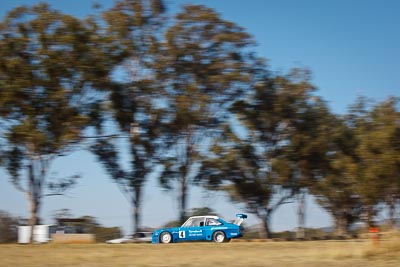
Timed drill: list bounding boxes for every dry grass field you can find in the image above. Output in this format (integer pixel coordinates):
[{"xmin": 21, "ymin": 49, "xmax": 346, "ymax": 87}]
[{"xmin": 0, "ymin": 238, "xmax": 399, "ymax": 267}]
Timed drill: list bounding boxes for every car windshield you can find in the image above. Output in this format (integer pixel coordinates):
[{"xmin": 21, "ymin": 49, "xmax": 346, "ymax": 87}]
[{"xmin": 181, "ymin": 217, "xmax": 205, "ymax": 227}]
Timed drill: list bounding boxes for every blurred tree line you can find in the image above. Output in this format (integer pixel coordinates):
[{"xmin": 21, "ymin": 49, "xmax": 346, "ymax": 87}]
[
  {"xmin": 0, "ymin": 210, "xmax": 19, "ymax": 243},
  {"xmin": 0, "ymin": 0, "xmax": 399, "ymax": 242}
]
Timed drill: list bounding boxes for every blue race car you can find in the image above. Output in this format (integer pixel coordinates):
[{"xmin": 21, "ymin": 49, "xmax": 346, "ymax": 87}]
[{"xmin": 152, "ymin": 214, "xmax": 247, "ymax": 244}]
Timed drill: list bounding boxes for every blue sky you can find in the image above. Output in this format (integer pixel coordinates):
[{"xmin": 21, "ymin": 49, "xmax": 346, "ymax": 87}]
[{"xmin": 0, "ymin": 0, "xmax": 399, "ymax": 234}]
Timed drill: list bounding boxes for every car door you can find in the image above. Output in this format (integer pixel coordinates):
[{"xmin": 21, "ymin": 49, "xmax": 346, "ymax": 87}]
[
  {"xmin": 177, "ymin": 217, "xmax": 206, "ymax": 242},
  {"xmin": 177, "ymin": 226, "xmax": 204, "ymax": 241}
]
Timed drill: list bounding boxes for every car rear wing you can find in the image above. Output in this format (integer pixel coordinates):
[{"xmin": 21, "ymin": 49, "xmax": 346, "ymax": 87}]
[{"xmin": 233, "ymin": 214, "xmax": 247, "ymax": 226}]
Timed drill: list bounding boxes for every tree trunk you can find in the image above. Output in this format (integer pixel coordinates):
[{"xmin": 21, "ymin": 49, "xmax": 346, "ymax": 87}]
[
  {"xmin": 258, "ymin": 213, "xmax": 272, "ymax": 239},
  {"xmin": 178, "ymin": 130, "xmax": 192, "ymax": 224},
  {"xmin": 179, "ymin": 174, "xmax": 187, "ymax": 224},
  {"xmin": 388, "ymin": 202, "xmax": 397, "ymax": 229},
  {"xmin": 386, "ymin": 193, "xmax": 397, "ymax": 229},
  {"xmin": 296, "ymin": 190, "xmax": 306, "ymax": 239},
  {"xmin": 335, "ymin": 213, "xmax": 349, "ymax": 236},
  {"xmin": 27, "ymin": 161, "xmax": 40, "ymax": 243},
  {"xmin": 132, "ymin": 188, "xmax": 142, "ymax": 233},
  {"xmin": 132, "ymin": 205, "xmax": 138, "ymax": 233},
  {"xmin": 27, "ymin": 194, "xmax": 40, "ymax": 243}
]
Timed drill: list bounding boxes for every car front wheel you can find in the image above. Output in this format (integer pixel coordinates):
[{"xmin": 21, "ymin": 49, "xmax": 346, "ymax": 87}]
[
  {"xmin": 212, "ymin": 231, "xmax": 226, "ymax": 243},
  {"xmin": 160, "ymin": 232, "xmax": 172, "ymax": 244}
]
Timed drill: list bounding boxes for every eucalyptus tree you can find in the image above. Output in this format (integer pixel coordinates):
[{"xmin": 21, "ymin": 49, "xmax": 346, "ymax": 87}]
[
  {"xmin": 270, "ymin": 94, "xmax": 335, "ymax": 238},
  {"xmin": 0, "ymin": 4, "xmax": 110, "ymax": 241},
  {"xmin": 369, "ymin": 98, "xmax": 400, "ymax": 227},
  {"xmin": 200, "ymin": 69, "xmax": 326, "ymax": 238},
  {"xmin": 90, "ymin": 0, "xmax": 166, "ymax": 233},
  {"xmin": 155, "ymin": 5, "xmax": 255, "ymax": 223},
  {"xmin": 314, "ymin": 97, "xmax": 400, "ymax": 233},
  {"xmin": 354, "ymin": 97, "xmax": 400, "ymax": 227}
]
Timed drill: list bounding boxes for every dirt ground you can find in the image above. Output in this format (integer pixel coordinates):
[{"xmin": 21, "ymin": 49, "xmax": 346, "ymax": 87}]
[{"xmin": 0, "ymin": 240, "xmax": 399, "ymax": 267}]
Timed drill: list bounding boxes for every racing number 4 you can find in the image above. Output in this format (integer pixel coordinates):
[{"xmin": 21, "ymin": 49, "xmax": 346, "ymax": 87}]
[{"xmin": 179, "ymin": 231, "xmax": 186, "ymax": 238}]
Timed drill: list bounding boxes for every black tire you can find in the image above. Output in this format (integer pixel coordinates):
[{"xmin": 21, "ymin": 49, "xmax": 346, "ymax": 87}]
[
  {"xmin": 224, "ymin": 238, "xmax": 232, "ymax": 243},
  {"xmin": 212, "ymin": 231, "xmax": 226, "ymax": 243},
  {"xmin": 160, "ymin": 232, "xmax": 172, "ymax": 244}
]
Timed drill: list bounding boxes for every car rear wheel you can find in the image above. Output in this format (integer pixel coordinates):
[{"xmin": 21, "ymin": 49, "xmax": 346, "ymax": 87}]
[
  {"xmin": 160, "ymin": 232, "xmax": 172, "ymax": 244},
  {"xmin": 212, "ymin": 231, "xmax": 225, "ymax": 243}
]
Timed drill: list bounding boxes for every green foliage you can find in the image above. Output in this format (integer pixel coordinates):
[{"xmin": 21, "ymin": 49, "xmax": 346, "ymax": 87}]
[
  {"xmin": 190, "ymin": 207, "xmax": 218, "ymax": 217},
  {"xmin": 0, "ymin": 2, "xmax": 105, "ymax": 168}
]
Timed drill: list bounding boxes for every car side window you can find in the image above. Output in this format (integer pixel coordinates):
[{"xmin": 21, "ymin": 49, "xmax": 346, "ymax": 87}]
[
  {"xmin": 193, "ymin": 218, "xmax": 204, "ymax": 227},
  {"xmin": 206, "ymin": 218, "xmax": 222, "ymax": 226},
  {"xmin": 182, "ymin": 217, "xmax": 210, "ymax": 227}
]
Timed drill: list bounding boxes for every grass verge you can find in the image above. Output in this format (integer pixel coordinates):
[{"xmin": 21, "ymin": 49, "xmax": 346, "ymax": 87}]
[{"xmin": 0, "ymin": 239, "xmax": 399, "ymax": 267}]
